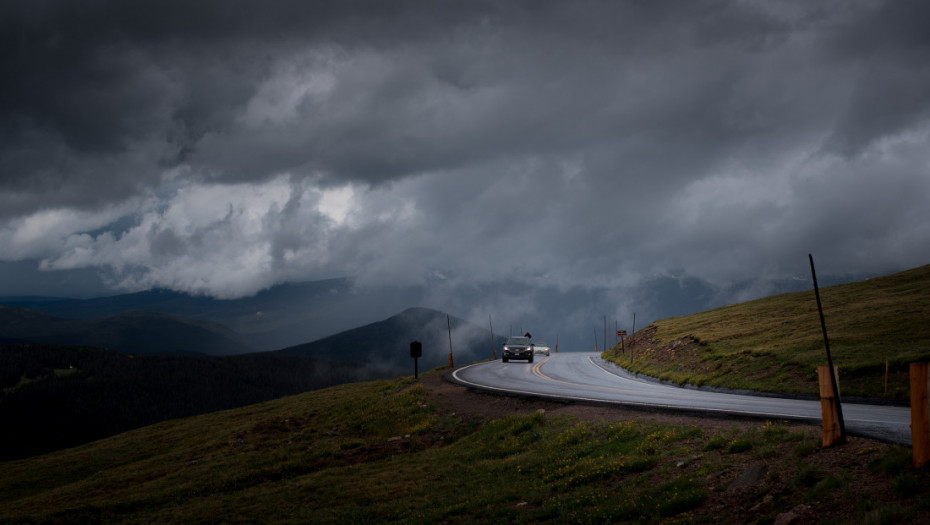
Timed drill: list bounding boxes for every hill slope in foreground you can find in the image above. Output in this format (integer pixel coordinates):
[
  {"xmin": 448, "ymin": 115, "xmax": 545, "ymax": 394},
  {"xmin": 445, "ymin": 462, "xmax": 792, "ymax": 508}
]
[
  {"xmin": 605, "ymin": 264, "xmax": 930, "ymax": 401},
  {"xmin": 2, "ymin": 371, "xmax": 928, "ymax": 524}
]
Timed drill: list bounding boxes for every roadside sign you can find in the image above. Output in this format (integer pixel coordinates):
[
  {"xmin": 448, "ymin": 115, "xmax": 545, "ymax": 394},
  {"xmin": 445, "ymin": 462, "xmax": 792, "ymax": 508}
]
[
  {"xmin": 617, "ymin": 330, "xmax": 627, "ymax": 337},
  {"xmin": 410, "ymin": 341, "xmax": 422, "ymax": 380}
]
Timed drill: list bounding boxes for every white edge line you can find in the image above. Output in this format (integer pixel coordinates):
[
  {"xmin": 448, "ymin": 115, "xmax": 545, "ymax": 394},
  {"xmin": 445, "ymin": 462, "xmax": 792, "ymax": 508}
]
[
  {"xmin": 452, "ymin": 359, "xmax": 903, "ymax": 426},
  {"xmin": 451, "ymin": 361, "xmax": 821, "ymax": 422},
  {"xmin": 586, "ymin": 356, "xmax": 907, "ymax": 425}
]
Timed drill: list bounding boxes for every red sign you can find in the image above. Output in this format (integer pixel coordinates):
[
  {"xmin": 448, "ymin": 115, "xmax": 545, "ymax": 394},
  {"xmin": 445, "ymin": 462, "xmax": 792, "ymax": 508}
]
[{"xmin": 617, "ymin": 330, "xmax": 627, "ymax": 337}]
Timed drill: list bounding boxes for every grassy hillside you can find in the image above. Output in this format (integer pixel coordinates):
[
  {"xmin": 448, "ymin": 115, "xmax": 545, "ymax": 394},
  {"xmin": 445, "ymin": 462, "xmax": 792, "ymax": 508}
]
[
  {"xmin": 605, "ymin": 264, "xmax": 930, "ymax": 400},
  {"xmin": 1, "ymin": 372, "xmax": 927, "ymax": 524}
]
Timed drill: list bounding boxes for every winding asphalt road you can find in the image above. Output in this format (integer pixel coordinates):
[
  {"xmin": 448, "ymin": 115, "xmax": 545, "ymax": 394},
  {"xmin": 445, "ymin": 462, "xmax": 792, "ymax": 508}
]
[{"xmin": 450, "ymin": 352, "xmax": 913, "ymax": 445}]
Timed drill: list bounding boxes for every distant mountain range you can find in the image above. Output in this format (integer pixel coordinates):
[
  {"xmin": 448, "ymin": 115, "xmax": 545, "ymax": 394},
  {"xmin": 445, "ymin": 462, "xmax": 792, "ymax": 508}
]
[
  {"xmin": 0, "ymin": 269, "xmax": 874, "ymax": 356},
  {"xmin": 0, "ymin": 306, "xmax": 255, "ymax": 356},
  {"xmin": 0, "ymin": 279, "xmax": 358, "ymax": 350},
  {"xmin": 0, "ymin": 299, "xmax": 502, "ymax": 367},
  {"xmin": 0, "ymin": 278, "xmax": 430, "ymax": 351}
]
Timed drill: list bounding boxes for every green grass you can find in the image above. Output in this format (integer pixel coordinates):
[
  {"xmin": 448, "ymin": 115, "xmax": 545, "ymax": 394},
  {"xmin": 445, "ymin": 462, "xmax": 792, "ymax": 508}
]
[
  {"xmin": 605, "ymin": 264, "xmax": 930, "ymax": 399},
  {"xmin": 2, "ymin": 373, "xmax": 927, "ymax": 524},
  {"xmin": 0, "ymin": 379, "xmax": 709, "ymax": 523}
]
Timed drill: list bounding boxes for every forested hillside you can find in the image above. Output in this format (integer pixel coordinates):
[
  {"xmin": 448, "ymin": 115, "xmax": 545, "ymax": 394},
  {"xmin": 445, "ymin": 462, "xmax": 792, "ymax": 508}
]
[{"xmin": 0, "ymin": 344, "xmax": 403, "ymax": 460}]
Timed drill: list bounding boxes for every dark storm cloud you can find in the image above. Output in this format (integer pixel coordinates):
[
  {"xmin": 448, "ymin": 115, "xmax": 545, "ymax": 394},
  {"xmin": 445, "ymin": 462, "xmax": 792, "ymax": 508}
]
[
  {"xmin": 0, "ymin": 0, "xmax": 490, "ymax": 207},
  {"xmin": 0, "ymin": 0, "xmax": 800, "ymax": 196},
  {"xmin": 819, "ymin": 0, "xmax": 930, "ymax": 156},
  {"xmin": 1, "ymin": 0, "xmax": 928, "ymax": 324}
]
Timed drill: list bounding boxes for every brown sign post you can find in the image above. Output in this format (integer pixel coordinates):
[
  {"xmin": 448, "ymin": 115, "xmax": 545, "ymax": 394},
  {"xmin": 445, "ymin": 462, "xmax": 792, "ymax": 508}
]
[
  {"xmin": 617, "ymin": 330, "xmax": 627, "ymax": 354},
  {"xmin": 410, "ymin": 341, "xmax": 422, "ymax": 380}
]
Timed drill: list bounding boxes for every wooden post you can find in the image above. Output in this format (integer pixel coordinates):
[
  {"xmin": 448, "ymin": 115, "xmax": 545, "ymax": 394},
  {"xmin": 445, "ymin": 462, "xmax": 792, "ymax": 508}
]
[
  {"xmin": 489, "ymin": 315, "xmax": 497, "ymax": 360},
  {"xmin": 911, "ymin": 363, "xmax": 930, "ymax": 468},
  {"xmin": 810, "ymin": 254, "xmax": 846, "ymax": 443},
  {"xmin": 629, "ymin": 313, "xmax": 635, "ymax": 364},
  {"xmin": 604, "ymin": 316, "xmax": 607, "ymax": 352},
  {"xmin": 818, "ymin": 365, "xmax": 844, "ymax": 447},
  {"xmin": 885, "ymin": 360, "xmax": 889, "ymax": 396},
  {"xmin": 447, "ymin": 314, "xmax": 454, "ymax": 368}
]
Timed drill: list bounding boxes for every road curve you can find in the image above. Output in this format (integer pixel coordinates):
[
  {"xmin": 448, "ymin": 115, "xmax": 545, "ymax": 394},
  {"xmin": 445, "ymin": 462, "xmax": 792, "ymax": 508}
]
[{"xmin": 450, "ymin": 352, "xmax": 912, "ymax": 445}]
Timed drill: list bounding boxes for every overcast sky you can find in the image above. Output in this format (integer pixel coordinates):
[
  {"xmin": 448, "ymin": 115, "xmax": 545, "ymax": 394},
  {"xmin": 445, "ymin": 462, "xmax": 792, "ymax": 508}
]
[{"xmin": 2, "ymin": 1, "xmax": 929, "ymax": 320}]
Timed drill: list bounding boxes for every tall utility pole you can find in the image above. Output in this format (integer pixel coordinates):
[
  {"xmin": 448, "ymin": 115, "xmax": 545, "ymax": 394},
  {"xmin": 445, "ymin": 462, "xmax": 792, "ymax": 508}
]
[{"xmin": 603, "ymin": 316, "xmax": 607, "ymax": 352}]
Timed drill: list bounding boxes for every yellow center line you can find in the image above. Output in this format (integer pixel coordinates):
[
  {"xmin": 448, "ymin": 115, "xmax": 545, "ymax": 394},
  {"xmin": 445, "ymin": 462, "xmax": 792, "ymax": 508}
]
[
  {"xmin": 531, "ymin": 355, "xmax": 604, "ymax": 390},
  {"xmin": 531, "ymin": 355, "xmax": 559, "ymax": 381}
]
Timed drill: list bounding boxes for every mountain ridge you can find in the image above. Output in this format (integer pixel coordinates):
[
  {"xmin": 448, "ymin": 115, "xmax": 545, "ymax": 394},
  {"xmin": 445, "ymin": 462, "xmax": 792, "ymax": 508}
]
[
  {"xmin": 0, "ymin": 305, "xmax": 255, "ymax": 356},
  {"xmin": 277, "ymin": 306, "xmax": 505, "ymax": 370}
]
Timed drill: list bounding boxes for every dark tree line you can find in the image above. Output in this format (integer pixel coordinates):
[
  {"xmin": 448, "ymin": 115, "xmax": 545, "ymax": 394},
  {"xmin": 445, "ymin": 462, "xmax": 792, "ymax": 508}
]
[{"xmin": 0, "ymin": 344, "xmax": 403, "ymax": 460}]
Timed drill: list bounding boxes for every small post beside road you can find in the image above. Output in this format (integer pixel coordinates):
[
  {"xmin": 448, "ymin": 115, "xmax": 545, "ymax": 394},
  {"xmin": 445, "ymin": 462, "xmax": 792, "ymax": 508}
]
[
  {"xmin": 410, "ymin": 341, "xmax": 422, "ymax": 380},
  {"xmin": 489, "ymin": 315, "xmax": 497, "ymax": 360},
  {"xmin": 447, "ymin": 314, "xmax": 454, "ymax": 368},
  {"xmin": 818, "ymin": 365, "xmax": 844, "ymax": 447},
  {"xmin": 885, "ymin": 360, "xmax": 889, "ymax": 395},
  {"xmin": 603, "ymin": 316, "xmax": 607, "ymax": 354},
  {"xmin": 911, "ymin": 363, "xmax": 930, "ymax": 468}
]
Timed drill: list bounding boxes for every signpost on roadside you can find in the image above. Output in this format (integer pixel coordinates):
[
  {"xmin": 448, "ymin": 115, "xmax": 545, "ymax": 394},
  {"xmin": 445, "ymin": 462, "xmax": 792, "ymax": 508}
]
[
  {"xmin": 410, "ymin": 341, "xmax": 422, "ymax": 380},
  {"xmin": 617, "ymin": 330, "xmax": 627, "ymax": 354}
]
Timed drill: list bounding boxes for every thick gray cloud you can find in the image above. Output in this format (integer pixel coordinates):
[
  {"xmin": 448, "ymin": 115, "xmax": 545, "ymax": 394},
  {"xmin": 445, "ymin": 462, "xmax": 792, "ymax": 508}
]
[{"xmin": 2, "ymin": 0, "xmax": 929, "ymax": 342}]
